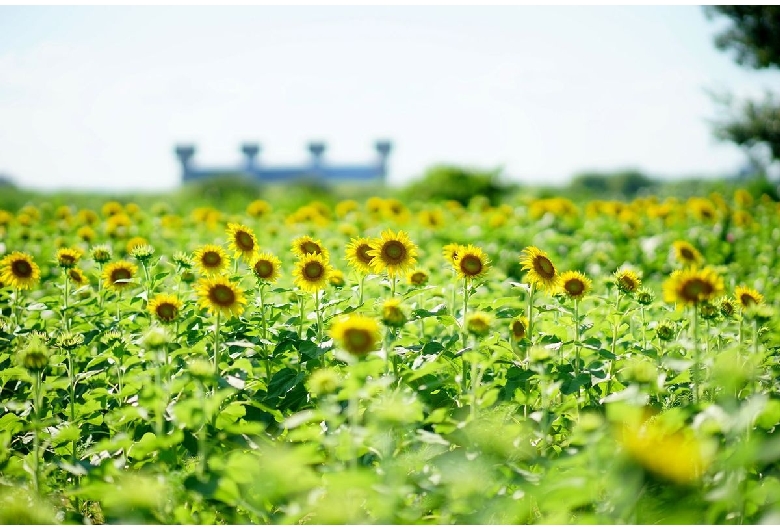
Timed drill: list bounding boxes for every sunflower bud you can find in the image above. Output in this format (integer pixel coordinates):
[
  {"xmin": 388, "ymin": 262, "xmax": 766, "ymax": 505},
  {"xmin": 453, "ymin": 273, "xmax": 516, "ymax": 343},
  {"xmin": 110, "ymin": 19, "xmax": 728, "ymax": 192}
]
[
  {"xmin": 307, "ymin": 368, "xmax": 341, "ymax": 396},
  {"xmin": 90, "ymin": 244, "xmax": 113, "ymax": 265},
  {"xmin": 20, "ymin": 337, "xmax": 50, "ymax": 372},
  {"xmin": 656, "ymin": 321, "xmax": 676, "ymax": 342},
  {"xmin": 466, "ymin": 312, "xmax": 492, "ymax": 338},
  {"xmin": 636, "ymin": 288, "xmax": 654, "ymax": 306},
  {"xmin": 130, "ymin": 244, "xmax": 155, "ymax": 265},
  {"xmin": 381, "ymin": 299, "xmax": 408, "ymax": 328},
  {"xmin": 56, "ymin": 331, "xmax": 84, "ymax": 350}
]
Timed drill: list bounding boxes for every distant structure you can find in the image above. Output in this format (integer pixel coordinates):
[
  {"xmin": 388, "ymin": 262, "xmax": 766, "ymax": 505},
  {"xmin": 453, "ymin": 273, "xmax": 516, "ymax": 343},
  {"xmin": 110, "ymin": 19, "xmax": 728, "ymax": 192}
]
[{"xmin": 175, "ymin": 141, "xmax": 392, "ymax": 185}]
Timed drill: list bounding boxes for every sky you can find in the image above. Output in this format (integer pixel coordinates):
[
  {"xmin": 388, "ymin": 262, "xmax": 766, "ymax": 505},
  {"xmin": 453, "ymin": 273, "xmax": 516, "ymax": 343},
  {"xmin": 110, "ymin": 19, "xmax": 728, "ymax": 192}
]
[{"xmin": 1, "ymin": 5, "xmax": 780, "ymax": 192}]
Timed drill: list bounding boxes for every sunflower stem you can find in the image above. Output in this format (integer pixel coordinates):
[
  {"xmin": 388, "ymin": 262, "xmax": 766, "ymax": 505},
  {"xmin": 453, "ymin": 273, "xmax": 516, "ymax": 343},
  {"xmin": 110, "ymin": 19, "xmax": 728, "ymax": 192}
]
[
  {"xmin": 213, "ymin": 312, "xmax": 221, "ymax": 389},
  {"xmin": 298, "ymin": 295, "xmax": 305, "ymax": 340},
  {"xmin": 640, "ymin": 307, "xmax": 646, "ymax": 351},
  {"xmin": 391, "ymin": 275, "xmax": 397, "ymax": 298},
  {"xmin": 574, "ymin": 299, "xmax": 581, "ymax": 377},
  {"xmin": 14, "ymin": 288, "xmax": 23, "ymax": 330},
  {"xmin": 358, "ymin": 274, "xmax": 365, "ymax": 307},
  {"xmin": 315, "ymin": 289, "xmax": 323, "ymax": 345},
  {"xmin": 32, "ymin": 370, "xmax": 42, "ymax": 495},
  {"xmin": 259, "ymin": 285, "xmax": 271, "ymax": 384},
  {"xmin": 63, "ymin": 273, "xmax": 70, "ymax": 331},
  {"xmin": 527, "ymin": 284, "xmax": 535, "ymax": 347},
  {"xmin": 692, "ymin": 305, "xmax": 700, "ymax": 405},
  {"xmin": 461, "ymin": 278, "xmax": 470, "ymax": 393},
  {"xmin": 67, "ymin": 349, "xmax": 77, "ymax": 465}
]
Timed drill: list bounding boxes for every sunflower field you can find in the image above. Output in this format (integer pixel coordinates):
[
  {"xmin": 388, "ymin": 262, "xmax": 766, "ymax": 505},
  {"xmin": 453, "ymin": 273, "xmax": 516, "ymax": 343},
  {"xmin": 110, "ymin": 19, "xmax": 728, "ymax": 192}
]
[{"xmin": 1, "ymin": 186, "xmax": 779, "ymax": 524}]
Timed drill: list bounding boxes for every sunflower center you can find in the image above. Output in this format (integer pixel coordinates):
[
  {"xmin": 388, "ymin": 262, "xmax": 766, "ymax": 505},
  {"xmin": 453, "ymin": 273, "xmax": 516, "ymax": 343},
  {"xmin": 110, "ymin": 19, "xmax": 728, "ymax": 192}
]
[
  {"xmin": 460, "ymin": 255, "xmax": 483, "ymax": 276},
  {"xmin": 682, "ymin": 279, "xmax": 711, "ymax": 300},
  {"xmin": 533, "ymin": 256, "xmax": 555, "ymax": 279},
  {"xmin": 512, "ymin": 320, "xmax": 526, "ymax": 338},
  {"xmin": 111, "ymin": 268, "xmax": 131, "ymax": 283},
  {"xmin": 344, "ymin": 328, "xmax": 370, "ymax": 349},
  {"xmin": 210, "ymin": 284, "xmax": 236, "ymax": 306},
  {"xmin": 565, "ymin": 279, "xmax": 585, "ymax": 295},
  {"xmin": 680, "ymin": 248, "xmax": 696, "ymax": 261},
  {"xmin": 254, "ymin": 260, "xmax": 274, "ymax": 279},
  {"xmin": 11, "ymin": 259, "xmax": 33, "ymax": 278},
  {"xmin": 301, "ymin": 242, "xmax": 321, "ymax": 254},
  {"xmin": 357, "ymin": 244, "xmax": 373, "ymax": 264},
  {"xmin": 235, "ymin": 231, "xmax": 255, "ymax": 251},
  {"xmin": 202, "ymin": 251, "xmax": 222, "ymax": 268},
  {"xmin": 59, "ymin": 254, "xmax": 77, "ymax": 266},
  {"xmin": 739, "ymin": 293, "xmax": 757, "ymax": 307},
  {"xmin": 157, "ymin": 302, "xmax": 177, "ymax": 321},
  {"xmin": 411, "ymin": 272, "xmax": 426, "ymax": 285},
  {"xmin": 382, "ymin": 241, "xmax": 406, "ymax": 264},
  {"xmin": 303, "ymin": 261, "xmax": 325, "ymax": 280}
]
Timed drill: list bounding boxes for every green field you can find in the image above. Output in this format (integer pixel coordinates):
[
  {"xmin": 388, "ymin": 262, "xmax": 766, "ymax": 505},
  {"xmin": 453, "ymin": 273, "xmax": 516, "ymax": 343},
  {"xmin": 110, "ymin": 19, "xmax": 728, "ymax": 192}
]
[{"xmin": 1, "ymin": 180, "xmax": 779, "ymax": 524}]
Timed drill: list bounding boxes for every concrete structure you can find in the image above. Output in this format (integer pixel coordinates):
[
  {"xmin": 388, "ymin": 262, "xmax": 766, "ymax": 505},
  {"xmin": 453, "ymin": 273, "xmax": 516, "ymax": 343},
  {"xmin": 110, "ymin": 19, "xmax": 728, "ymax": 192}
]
[{"xmin": 175, "ymin": 141, "xmax": 392, "ymax": 184}]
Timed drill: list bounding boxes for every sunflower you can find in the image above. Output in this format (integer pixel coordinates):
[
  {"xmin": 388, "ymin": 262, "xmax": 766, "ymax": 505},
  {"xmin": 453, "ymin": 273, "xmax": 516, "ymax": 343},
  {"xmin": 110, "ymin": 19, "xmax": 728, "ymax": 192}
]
[
  {"xmin": 407, "ymin": 269, "xmax": 429, "ymax": 287},
  {"xmin": 672, "ymin": 240, "xmax": 703, "ymax": 267},
  {"xmin": 226, "ymin": 223, "xmax": 258, "ymax": 261},
  {"xmin": 90, "ymin": 244, "xmax": 113, "ymax": 265},
  {"xmin": 148, "ymin": 293, "xmax": 182, "ymax": 324},
  {"xmin": 329, "ymin": 269, "xmax": 346, "ymax": 288},
  {"xmin": 0, "ymin": 251, "xmax": 41, "ymax": 290},
  {"xmin": 251, "ymin": 252, "xmax": 282, "ymax": 284},
  {"xmin": 614, "ymin": 268, "xmax": 641, "ymax": 295},
  {"xmin": 330, "ymin": 314, "xmax": 380, "ymax": 357},
  {"xmin": 67, "ymin": 267, "xmax": 88, "ymax": 287},
  {"xmin": 381, "ymin": 298, "xmax": 408, "ymax": 328},
  {"xmin": 102, "ymin": 260, "xmax": 138, "ymax": 291},
  {"xmin": 735, "ymin": 286, "xmax": 764, "ymax": 309},
  {"xmin": 293, "ymin": 253, "xmax": 333, "ymax": 292},
  {"xmin": 510, "ymin": 316, "xmax": 529, "ymax": 341},
  {"xmin": 193, "ymin": 244, "xmax": 230, "ymax": 276},
  {"xmin": 335, "ymin": 199, "xmax": 359, "ymax": 218},
  {"xmin": 719, "ymin": 297, "xmax": 736, "ymax": 318},
  {"xmin": 246, "ymin": 199, "xmax": 271, "ymax": 218},
  {"xmin": 196, "ymin": 275, "xmax": 246, "ymax": 318},
  {"xmin": 453, "ymin": 245, "xmax": 490, "ymax": 281},
  {"xmin": 519, "ymin": 246, "xmax": 559, "ymax": 293},
  {"xmin": 467, "ymin": 312, "xmax": 492, "ymax": 337},
  {"xmin": 126, "ymin": 236, "xmax": 149, "ymax": 255},
  {"xmin": 368, "ymin": 229, "xmax": 418, "ymax": 277},
  {"xmin": 291, "ymin": 235, "xmax": 329, "ymax": 261},
  {"xmin": 559, "ymin": 270, "xmax": 591, "ymax": 300},
  {"xmin": 345, "ymin": 237, "xmax": 375, "ymax": 275},
  {"xmin": 663, "ymin": 267, "xmax": 724, "ymax": 306},
  {"xmin": 56, "ymin": 247, "xmax": 83, "ymax": 270},
  {"xmin": 76, "ymin": 226, "xmax": 96, "ymax": 243},
  {"xmin": 442, "ymin": 243, "xmax": 463, "ymax": 267}
]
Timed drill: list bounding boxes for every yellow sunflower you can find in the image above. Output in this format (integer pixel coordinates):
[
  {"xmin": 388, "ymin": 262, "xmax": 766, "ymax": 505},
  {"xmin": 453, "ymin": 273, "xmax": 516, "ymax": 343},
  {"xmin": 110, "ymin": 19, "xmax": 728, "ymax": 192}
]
[
  {"xmin": 560, "ymin": 271, "xmax": 592, "ymax": 300},
  {"xmin": 368, "ymin": 229, "xmax": 418, "ymax": 277},
  {"xmin": 734, "ymin": 286, "xmax": 764, "ymax": 309},
  {"xmin": 246, "ymin": 199, "xmax": 272, "ymax": 218},
  {"xmin": 614, "ymin": 268, "xmax": 641, "ymax": 295},
  {"xmin": 442, "ymin": 243, "xmax": 463, "ymax": 267},
  {"xmin": 672, "ymin": 240, "xmax": 703, "ymax": 267},
  {"xmin": 102, "ymin": 260, "xmax": 138, "ymax": 292},
  {"xmin": 407, "ymin": 269, "xmax": 429, "ymax": 287},
  {"xmin": 345, "ymin": 237, "xmax": 375, "ymax": 275},
  {"xmin": 148, "ymin": 293, "xmax": 182, "ymax": 324},
  {"xmin": 56, "ymin": 247, "xmax": 83, "ymax": 270},
  {"xmin": 126, "ymin": 236, "xmax": 148, "ymax": 255},
  {"xmin": 0, "ymin": 251, "xmax": 41, "ymax": 290},
  {"xmin": 76, "ymin": 226, "xmax": 96, "ymax": 243},
  {"xmin": 330, "ymin": 314, "xmax": 381, "ymax": 357},
  {"xmin": 193, "ymin": 244, "xmax": 230, "ymax": 276},
  {"xmin": 453, "ymin": 244, "xmax": 490, "ymax": 282},
  {"xmin": 251, "ymin": 251, "xmax": 282, "ymax": 284},
  {"xmin": 466, "ymin": 312, "xmax": 492, "ymax": 337},
  {"xmin": 226, "ymin": 223, "xmax": 258, "ymax": 261},
  {"xmin": 381, "ymin": 298, "xmax": 408, "ymax": 328},
  {"xmin": 291, "ymin": 235, "xmax": 329, "ymax": 261},
  {"xmin": 519, "ymin": 246, "xmax": 559, "ymax": 293},
  {"xmin": 663, "ymin": 267, "xmax": 724, "ymax": 306},
  {"xmin": 329, "ymin": 269, "xmax": 346, "ymax": 288},
  {"xmin": 67, "ymin": 267, "xmax": 88, "ymax": 287},
  {"xmin": 510, "ymin": 316, "xmax": 529, "ymax": 341},
  {"xmin": 293, "ymin": 253, "xmax": 334, "ymax": 292},
  {"xmin": 196, "ymin": 276, "xmax": 246, "ymax": 318}
]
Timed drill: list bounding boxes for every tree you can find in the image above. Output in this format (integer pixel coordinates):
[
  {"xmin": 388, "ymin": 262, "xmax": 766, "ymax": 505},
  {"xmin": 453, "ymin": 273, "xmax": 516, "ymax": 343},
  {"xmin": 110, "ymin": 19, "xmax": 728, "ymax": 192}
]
[{"xmin": 705, "ymin": 6, "xmax": 780, "ymax": 168}]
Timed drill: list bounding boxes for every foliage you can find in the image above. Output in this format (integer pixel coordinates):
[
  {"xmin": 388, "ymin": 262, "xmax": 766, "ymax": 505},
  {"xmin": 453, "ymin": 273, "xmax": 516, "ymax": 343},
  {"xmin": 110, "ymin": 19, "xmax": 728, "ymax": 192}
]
[{"xmin": 401, "ymin": 165, "xmax": 515, "ymax": 206}]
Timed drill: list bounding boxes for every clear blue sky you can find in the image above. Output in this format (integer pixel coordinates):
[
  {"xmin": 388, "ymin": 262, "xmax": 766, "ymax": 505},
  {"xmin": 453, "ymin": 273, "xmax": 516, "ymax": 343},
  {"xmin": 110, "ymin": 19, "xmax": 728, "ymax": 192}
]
[{"xmin": 1, "ymin": 6, "xmax": 779, "ymax": 191}]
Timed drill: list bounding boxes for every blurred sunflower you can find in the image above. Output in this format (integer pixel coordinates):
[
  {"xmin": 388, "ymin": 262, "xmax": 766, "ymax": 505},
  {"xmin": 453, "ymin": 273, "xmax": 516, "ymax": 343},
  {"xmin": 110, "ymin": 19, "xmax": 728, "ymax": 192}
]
[
  {"xmin": 329, "ymin": 269, "xmax": 346, "ymax": 288},
  {"xmin": 330, "ymin": 314, "xmax": 380, "ymax": 357},
  {"xmin": 442, "ymin": 243, "xmax": 463, "ymax": 267},
  {"xmin": 519, "ymin": 246, "xmax": 559, "ymax": 293},
  {"xmin": 735, "ymin": 286, "xmax": 764, "ymax": 309},
  {"xmin": 293, "ymin": 253, "xmax": 333, "ymax": 292},
  {"xmin": 335, "ymin": 199, "xmax": 359, "ymax": 218},
  {"xmin": 193, "ymin": 244, "xmax": 230, "ymax": 276},
  {"xmin": 453, "ymin": 244, "xmax": 490, "ymax": 282},
  {"xmin": 148, "ymin": 293, "xmax": 182, "ymax": 324},
  {"xmin": 407, "ymin": 269, "xmax": 429, "ymax": 287},
  {"xmin": 56, "ymin": 247, "xmax": 82, "ymax": 270},
  {"xmin": 510, "ymin": 316, "xmax": 529, "ymax": 341},
  {"xmin": 196, "ymin": 275, "xmax": 246, "ymax": 318},
  {"xmin": 672, "ymin": 240, "xmax": 703, "ymax": 267},
  {"xmin": 663, "ymin": 267, "xmax": 724, "ymax": 306},
  {"xmin": 0, "ymin": 251, "xmax": 41, "ymax": 290},
  {"xmin": 90, "ymin": 244, "xmax": 113, "ymax": 265},
  {"xmin": 614, "ymin": 268, "xmax": 641, "ymax": 295},
  {"xmin": 369, "ymin": 229, "xmax": 418, "ymax": 277},
  {"xmin": 102, "ymin": 260, "xmax": 138, "ymax": 292},
  {"xmin": 246, "ymin": 199, "xmax": 271, "ymax": 218},
  {"xmin": 226, "ymin": 223, "xmax": 258, "ymax": 261},
  {"xmin": 560, "ymin": 270, "xmax": 591, "ymax": 300},
  {"xmin": 126, "ymin": 236, "xmax": 148, "ymax": 255},
  {"xmin": 719, "ymin": 296, "xmax": 736, "ymax": 318},
  {"xmin": 251, "ymin": 252, "xmax": 282, "ymax": 284},
  {"xmin": 345, "ymin": 237, "xmax": 375, "ymax": 275},
  {"xmin": 467, "ymin": 312, "xmax": 492, "ymax": 337},
  {"xmin": 76, "ymin": 225, "xmax": 96, "ymax": 243},
  {"xmin": 67, "ymin": 267, "xmax": 88, "ymax": 287},
  {"xmin": 291, "ymin": 235, "xmax": 329, "ymax": 261},
  {"xmin": 381, "ymin": 298, "xmax": 408, "ymax": 328},
  {"xmin": 101, "ymin": 201, "xmax": 124, "ymax": 217}
]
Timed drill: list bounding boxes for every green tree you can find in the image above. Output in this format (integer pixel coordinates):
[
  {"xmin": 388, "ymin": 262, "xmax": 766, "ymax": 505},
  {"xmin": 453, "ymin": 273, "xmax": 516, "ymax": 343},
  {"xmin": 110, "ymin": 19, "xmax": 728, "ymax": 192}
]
[{"xmin": 705, "ymin": 6, "xmax": 780, "ymax": 167}]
